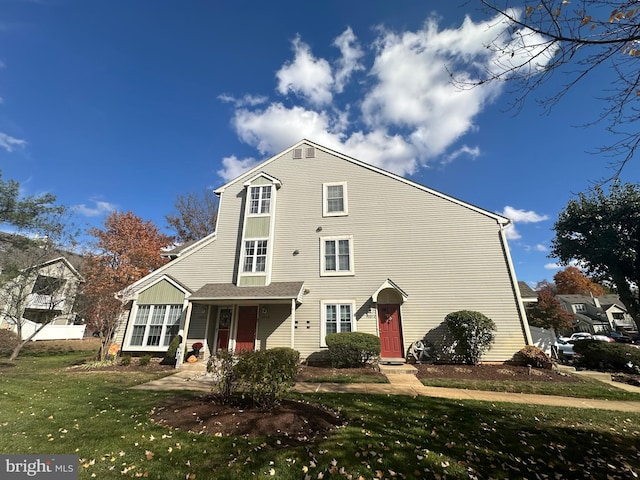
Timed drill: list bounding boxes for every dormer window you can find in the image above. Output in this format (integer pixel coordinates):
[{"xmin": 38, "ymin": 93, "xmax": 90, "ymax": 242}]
[
  {"xmin": 574, "ymin": 303, "xmax": 585, "ymax": 312},
  {"xmin": 249, "ymin": 186, "xmax": 271, "ymax": 214}
]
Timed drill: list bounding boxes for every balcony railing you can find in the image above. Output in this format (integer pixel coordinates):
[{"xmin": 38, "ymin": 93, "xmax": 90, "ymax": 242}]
[{"xmin": 25, "ymin": 293, "xmax": 65, "ymax": 311}]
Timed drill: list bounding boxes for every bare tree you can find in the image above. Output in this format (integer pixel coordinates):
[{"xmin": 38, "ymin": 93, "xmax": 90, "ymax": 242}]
[
  {"xmin": 0, "ymin": 227, "xmax": 81, "ymax": 361},
  {"xmin": 165, "ymin": 189, "xmax": 218, "ymax": 243},
  {"xmin": 460, "ymin": 1, "xmax": 640, "ymax": 176}
]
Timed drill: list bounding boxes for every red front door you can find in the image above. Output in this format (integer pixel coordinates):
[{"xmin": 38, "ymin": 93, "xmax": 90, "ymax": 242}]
[
  {"xmin": 378, "ymin": 304, "xmax": 403, "ymax": 358},
  {"xmin": 235, "ymin": 306, "xmax": 258, "ymax": 353}
]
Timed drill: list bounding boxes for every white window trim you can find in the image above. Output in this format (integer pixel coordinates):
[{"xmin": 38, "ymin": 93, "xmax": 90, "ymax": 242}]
[
  {"xmin": 126, "ymin": 304, "xmax": 183, "ymax": 350},
  {"xmin": 322, "ymin": 182, "xmax": 348, "ymax": 217},
  {"xmin": 320, "ymin": 235, "xmax": 354, "ymax": 276},
  {"xmin": 242, "ymin": 238, "xmax": 269, "ymax": 274},
  {"xmin": 320, "ymin": 300, "xmax": 357, "ymax": 347},
  {"xmin": 248, "ymin": 185, "xmax": 272, "ymax": 216}
]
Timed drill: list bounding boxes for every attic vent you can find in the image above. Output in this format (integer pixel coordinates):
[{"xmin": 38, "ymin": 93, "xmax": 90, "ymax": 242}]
[
  {"xmin": 305, "ymin": 147, "xmax": 315, "ymax": 158},
  {"xmin": 293, "ymin": 148, "xmax": 303, "ymax": 159}
]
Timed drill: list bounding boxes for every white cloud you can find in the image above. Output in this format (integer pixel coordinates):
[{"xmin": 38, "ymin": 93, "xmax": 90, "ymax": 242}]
[
  {"xmin": 221, "ymin": 12, "xmax": 555, "ymax": 180},
  {"xmin": 73, "ymin": 199, "xmax": 116, "ymax": 217},
  {"xmin": 333, "ymin": 27, "xmax": 364, "ymax": 92},
  {"xmin": 218, "ymin": 93, "xmax": 268, "ymax": 108},
  {"xmin": 276, "ymin": 36, "xmax": 334, "ymax": 106},
  {"xmin": 440, "ymin": 145, "xmax": 480, "ymax": 165},
  {"xmin": 501, "ymin": 206, "xmax": 549, "ymax": 223},
  {"xmin": 544, "ymin": 262, "xmax": 561, "ymax": 270},
  {"xmin": 534, "ymin": 243, "xmax": 548, "ymax": 252},
  {"xmin": 217, "ymin": 155, "xmax": 261, "ymax": 182},
  {"xmin": 0, "ymin": 132, "xmax": 26, "ymax": 152},
  {"xmin": 504, "ymin": 225, "xmax": 521, "ymax": 241}
]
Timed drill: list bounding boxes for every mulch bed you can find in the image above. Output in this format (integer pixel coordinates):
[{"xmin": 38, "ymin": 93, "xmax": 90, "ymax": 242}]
[{"xmin": 150, "ymin": 395, "xmax": 343, "ymax": 442}]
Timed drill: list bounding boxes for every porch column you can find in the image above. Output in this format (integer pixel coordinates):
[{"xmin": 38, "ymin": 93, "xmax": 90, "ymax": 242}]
[
  {"xmin": 290, "ymin": 298, "xmax": 296, "ymax": 349},
  {"xmin": 180, "ymin": 301, "xmax": 194, "ymax": 364}
]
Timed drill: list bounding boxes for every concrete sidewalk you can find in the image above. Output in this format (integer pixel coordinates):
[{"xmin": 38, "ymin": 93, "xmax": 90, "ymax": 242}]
[{"xmin": 132, "ymin": 363, "xmax": 640, "ymax": 413}]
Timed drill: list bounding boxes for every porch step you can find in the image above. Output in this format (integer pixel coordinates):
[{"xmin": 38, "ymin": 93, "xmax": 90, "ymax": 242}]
[
  {"xmin": 379, "ymin": 363, "xmax": 417, "ymax": 376},
  {"xmin": 379, "ymin": 357, "xmax": 406, "ymax": 366}
]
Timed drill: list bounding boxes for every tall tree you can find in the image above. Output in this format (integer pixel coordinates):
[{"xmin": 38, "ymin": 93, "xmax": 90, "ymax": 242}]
[
  {"xmin": 464, "ymin": 1, "xmax": 640, "ymax": 175},
  {"xmin": 80, "ymin": 211, "xmax": 173, "ymax": 360},
  {"xmin": 551, "ymin": 181, "xmax": 640, "ymax": 323},
  {"xmin": 165, "ymin": 189, "xmax": 218, "ymax": 243},
  {"xmin": 554, "ymin": 266, "xmax": 606, "ymax": 296},
  {"xmin": 0, "ymin": 171, "xmax": 72, "ymax": 360},
  {"xmin": 526, "ymin": 285, "xmax": 575, "ymax": 332}
]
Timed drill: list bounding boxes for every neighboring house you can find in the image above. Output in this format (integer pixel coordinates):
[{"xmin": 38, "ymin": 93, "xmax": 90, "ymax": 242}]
[
  {"xmin": 518, "ymin": 282, "xmax": 538, "ymax": 306},
  {"xmin": 556, "ymin": 294, "xmax": 638, "ymax": 334},
  {"xmin": 0, "ymin": 255, "xmax": 84, "ymax": 336},
  {"xmin": 115, "ymin": 140, "xmax": 532, "ymax": 363}
]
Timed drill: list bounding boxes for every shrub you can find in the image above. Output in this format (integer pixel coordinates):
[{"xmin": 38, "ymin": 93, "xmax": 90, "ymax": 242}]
[
  {"xmin": 161, "ymin": 335, "xmax": 182, "ymax": 365},
  {"xmin": 444, "ymin": 310, "xmax": 496, "ymax": 365},
  {"xmin": 573, "ymin": 340, "xmax": 640, "ymax": 371},
  {"xmin": 138, "ymin": 355, "xmax": 152, "ymax": 367},
  {"xmin": 207, "ymin": 350, "xmax": 237, "ymax": 402},
  {"xmin": 120, "ymin": 355, "xmax": 132, "ymax": 366},
  {"xmin": 233, "ymin": 348, "xmax": 300, "ymax": 408},
  {"xmin": 325, "ymin": 332, "xmax": 380, "ymax": 368},
  {"xmin": 0, "ymin": 330, "xmax": 20, "ymax": 357},
  {"xmin": 514, "ymin": 345, "xmax": 551, "ymax": 368}
]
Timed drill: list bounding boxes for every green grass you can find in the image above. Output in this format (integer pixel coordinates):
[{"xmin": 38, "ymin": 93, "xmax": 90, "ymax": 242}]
[
  {"xmin": 1, "ymin": 351, "xmax": 639, "ymax": 479},
  {"xmin": 420, "ymin": 376, "xmax": 640, "ymax": 401}
]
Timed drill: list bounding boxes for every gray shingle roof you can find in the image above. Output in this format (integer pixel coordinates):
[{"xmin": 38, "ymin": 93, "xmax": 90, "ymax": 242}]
[{"xmin": 190, "ymin": 281, "xmax": 305, "ymax": 301}]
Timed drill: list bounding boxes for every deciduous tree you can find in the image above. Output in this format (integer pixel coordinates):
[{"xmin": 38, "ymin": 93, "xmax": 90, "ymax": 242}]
[
  {"xmin": 554, "ymin": 266, "xmax": 605, "ymax": 296},
  {"xmin": 526, "ymin": 285, "xmax": 575, "ymax": 332},
  {"xmin": 165, "ymin": 189, "xmax": 218, "ymax": 243},
  {"xmin": 551, "ymin": 181, "xmax": 640, "ymax": 324},
  {"xmin": 464, "ymin": 1, "xmax": 640, "ymax": 175},
  {"xmin": 80, "ymin": 211, "xmax": 173, "ymax": 360}
]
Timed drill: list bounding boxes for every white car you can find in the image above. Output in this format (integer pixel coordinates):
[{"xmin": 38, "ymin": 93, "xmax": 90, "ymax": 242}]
[{"xmin": 553, "ymin": 332, "xmax": 612, "ymax": 360}]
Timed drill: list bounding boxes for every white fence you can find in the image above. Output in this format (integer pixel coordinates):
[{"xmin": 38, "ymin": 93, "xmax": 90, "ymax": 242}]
[
  {"xmin": 529, "ymin": 326, "xmax": 557, "ymax": 356},
  {"xmin": 11, "ymin": 319, "xmax": 86, "ymax": 341}
]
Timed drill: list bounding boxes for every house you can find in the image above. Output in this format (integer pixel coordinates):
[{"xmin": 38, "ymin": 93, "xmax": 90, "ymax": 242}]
[
  {"xmin": 556, "ymin": 294, "xmax": 638, "ymax": 334},
  {"xmin": 0, "ymin": 237, "xmax": 84, "ymax": 339},
  {"xmin": 115, "ymin": 140, "xmax": 532, "ymax": 363}
]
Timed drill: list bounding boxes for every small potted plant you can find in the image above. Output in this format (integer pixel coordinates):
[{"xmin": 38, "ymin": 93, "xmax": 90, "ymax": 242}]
[{"xmin": 191, "ymin": 342, "xmax": 203, "ymax": 357}]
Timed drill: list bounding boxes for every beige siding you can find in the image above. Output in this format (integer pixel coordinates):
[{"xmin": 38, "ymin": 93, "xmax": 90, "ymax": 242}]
[
  {"xmin": 138, "ymin": 280, "xmax": 185, "ymax": 304},
  {"xmin": 121, "ymin": 143, "xmax": 527, "ymax": 361},
  {"xmin": 256, "ymin": 304, "xmax": 292, "ymax": 350},
  {"xmin": 239, "ymin": 276, "xmax": 266, "ymax": 286},
  {"xmin": 245, "ymin": 217, "xmax": 270, "ymax": 238}
]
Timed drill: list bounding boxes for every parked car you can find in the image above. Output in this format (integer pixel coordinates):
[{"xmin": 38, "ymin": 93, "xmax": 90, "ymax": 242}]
[
  {"xmin": 553, "ymin": 333, "xmax": 612, "ymax": 361},
  {"xmin": 607, "ymin": 331, "xmax": 633, "ymax": 343}
]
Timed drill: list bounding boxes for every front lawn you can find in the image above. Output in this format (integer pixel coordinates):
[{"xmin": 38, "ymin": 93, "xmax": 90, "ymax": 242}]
[{"xmin": 1, "ymin": 351, "xmax": 639, "ymax": 479}]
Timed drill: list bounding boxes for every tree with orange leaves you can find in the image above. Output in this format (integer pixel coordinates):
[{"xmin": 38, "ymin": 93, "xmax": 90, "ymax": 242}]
[
  {"xmin": 554, "ymin": 266, "xmax": 605, "ymax": 296},
  {"xmin": 80, "ymin": 211, "xmax": 173, "ymax": 360}
]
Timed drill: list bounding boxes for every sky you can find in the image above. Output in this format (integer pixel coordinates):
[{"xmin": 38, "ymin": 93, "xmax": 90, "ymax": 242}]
[{"xmin": 0, "ymin": 0, "xmax": 638, "ymax": 287}]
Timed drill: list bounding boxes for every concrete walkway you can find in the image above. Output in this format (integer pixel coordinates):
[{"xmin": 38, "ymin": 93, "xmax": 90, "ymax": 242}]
[{"xmin": 132, "ymin": 363, "xmax": 640, "ymax": 413}]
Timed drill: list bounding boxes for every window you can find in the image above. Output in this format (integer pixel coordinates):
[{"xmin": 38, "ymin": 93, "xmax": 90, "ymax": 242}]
[
  {"xmin": 323, "ymin": 182, "xmax": 348, "ymax": 216},
  {"xmin": 573, "ymin": 304, "xmax": 586, "ymax": 312},
  {"xmin": 129, "ymin": 304, "xmax": 182, "ymax": 347},
  {"xmin": 32, "ymin": 275, "xmax": 66, "ymax": 295},
  {"xmin": 321, "ymin": 301, "xmax": 355, "ymax": 346},
  {"xmin": 243, "ymin": 239, "xmax": 268, "ymax": 273},
  {"xmin": 249, "ymin": 185, "xmax": 271, "ymax": 214},
  {"xmin": 321, "ymin": 236, "xmax": 354, "ymax": 276}
]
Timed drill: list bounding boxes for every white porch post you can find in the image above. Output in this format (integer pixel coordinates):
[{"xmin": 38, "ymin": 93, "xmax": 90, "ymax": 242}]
[
  {"xmin": 290, "ymin": 298, "xmax": 296, "ymax": 349},
  {"xmin": 179, "ymin": 301, "xmax": 194, "ymax": 367}
]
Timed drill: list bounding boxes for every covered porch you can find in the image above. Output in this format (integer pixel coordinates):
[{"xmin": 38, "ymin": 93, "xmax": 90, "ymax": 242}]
[{"xmin": 180, "ymin": 281, "xmax": 305, "ymax": 362}]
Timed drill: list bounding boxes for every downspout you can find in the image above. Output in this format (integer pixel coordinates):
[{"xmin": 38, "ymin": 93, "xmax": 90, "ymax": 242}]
[{"xmin": 498, "ymin": 220, "xmax": 533, "ymax": 345}]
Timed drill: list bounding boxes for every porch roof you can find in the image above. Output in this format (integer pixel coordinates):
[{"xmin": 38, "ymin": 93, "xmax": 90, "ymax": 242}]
[{"xmin": 189, "ymin": 281, "xmax": 305, "ymax": 302}]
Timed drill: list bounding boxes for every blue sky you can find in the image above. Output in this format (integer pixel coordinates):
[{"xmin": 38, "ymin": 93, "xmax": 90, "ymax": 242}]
[{"xmin": 0, "ymin": 0, "xmax": 637, "ymax": 286}]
